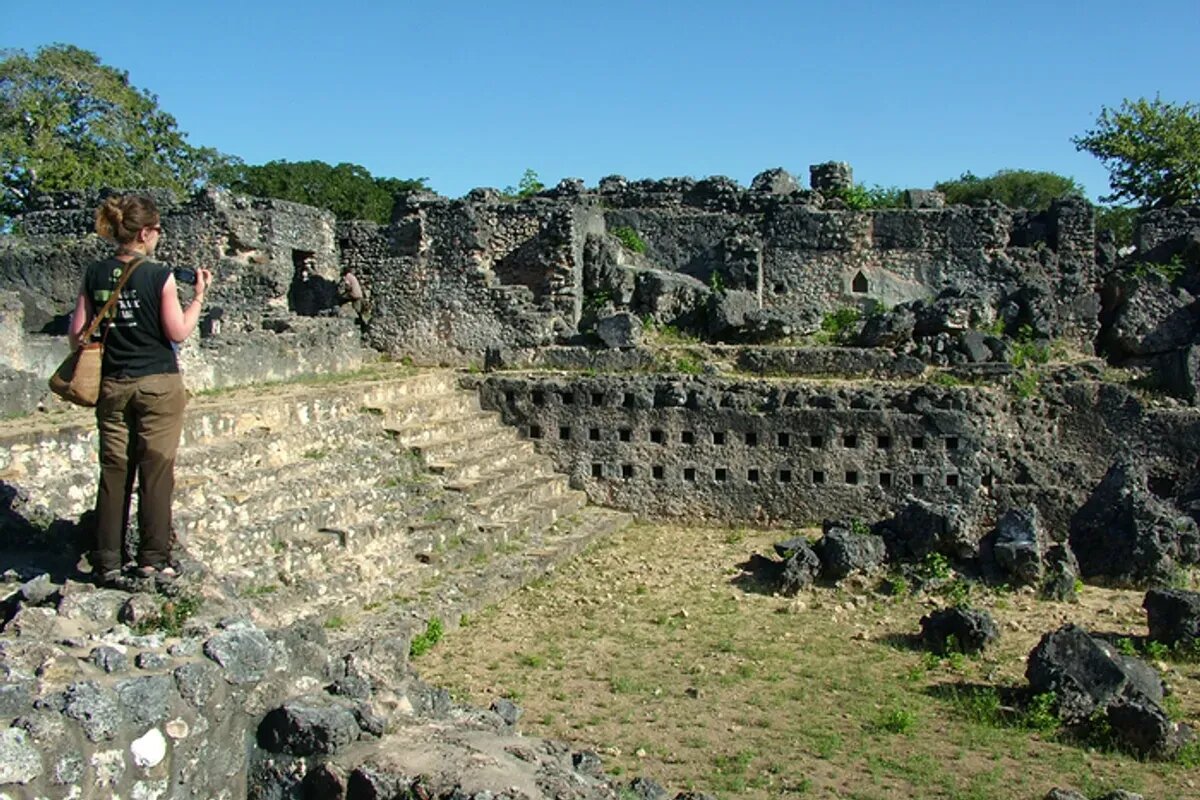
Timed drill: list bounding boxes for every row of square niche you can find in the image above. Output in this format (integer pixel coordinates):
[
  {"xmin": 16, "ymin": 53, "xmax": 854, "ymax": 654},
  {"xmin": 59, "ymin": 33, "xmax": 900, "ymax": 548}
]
[
  {"xmin": 589, "ymin": 463, "xmax": 968, "ymax": 488},
  {"xmin": 527, "ymin": 425, "xmax": 963, "ymax": 451},
  {"xmin": 504, "ymin": 388, "xmax": 896, "ymax": 412}
]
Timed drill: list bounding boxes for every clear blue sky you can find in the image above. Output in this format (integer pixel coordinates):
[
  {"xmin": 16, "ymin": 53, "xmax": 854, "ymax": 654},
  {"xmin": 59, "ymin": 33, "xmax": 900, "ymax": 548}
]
[{"xmin": 4, "ymin": 0, "xmax": 1198, "ymax": 200}]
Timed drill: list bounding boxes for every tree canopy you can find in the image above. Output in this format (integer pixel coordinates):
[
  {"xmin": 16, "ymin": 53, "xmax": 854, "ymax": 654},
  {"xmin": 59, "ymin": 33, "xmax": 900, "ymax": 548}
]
[
  {"xmin": 0, "ymin": 44, "xmax": 228, "ymax": 221},
  {"xmin": 215, "ymin": 160, "xmax": 429, "ymax": 224},
  {"xmin": 934, "ymin": 169, "xmax": 1084, "ymax": 210},
  {"xmin": 1073, "ymin": 96, "xmax": 1200, "ymax": 209}
]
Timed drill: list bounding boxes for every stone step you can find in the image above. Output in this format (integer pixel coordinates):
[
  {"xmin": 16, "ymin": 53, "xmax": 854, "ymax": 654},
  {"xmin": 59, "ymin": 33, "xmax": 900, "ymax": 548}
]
[
  {"xmin": 385, "ymin": 411, "xmax": 510, "ymax": 450},
  {"xmin": 443, "ymin": 458, "xmax": 560, "ymax": 504},
  {"xmin": 426, "ymin": 435, "xmax": 539, "ymax": 482},
  {"xmin": 468, "ymin": 474, "xmax": 577, "ymax": 524},
  {"xmin": 406, "ymin": 428, "xmax": 528, "ymax": 465}
]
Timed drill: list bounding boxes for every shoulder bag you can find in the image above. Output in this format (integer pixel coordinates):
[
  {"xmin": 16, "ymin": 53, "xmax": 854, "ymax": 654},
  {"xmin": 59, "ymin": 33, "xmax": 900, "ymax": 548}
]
[{"xmin": 48, "ymin": 257, "xmax": 144, "ymax": 407}]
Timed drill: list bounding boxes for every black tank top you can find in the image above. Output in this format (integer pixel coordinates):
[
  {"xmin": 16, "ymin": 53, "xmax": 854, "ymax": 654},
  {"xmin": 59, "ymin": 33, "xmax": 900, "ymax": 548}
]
[{"xmin": 84, "ymin": 257, "xmax": 179, "ymax": 378}]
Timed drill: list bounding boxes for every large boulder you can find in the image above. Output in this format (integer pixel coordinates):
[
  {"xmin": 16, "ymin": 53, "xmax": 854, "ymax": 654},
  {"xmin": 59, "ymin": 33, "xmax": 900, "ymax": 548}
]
[
  {"xmin": 815, "ymin": 521, "xmax": 887, "ymax": 580},
  {"xmin": 1026, "ymin": 624, "xmax": 1192, "ymax": 757},
  {"xmin": 749, "ymin": 168, "xmax": 799, "ymax": 196},
  {"xmin": 258, "ymin": 696, "xmax": 363, "ymax": 756},
  {"xmin": 873, "ymin": 498, "xmax": 977, "ymax": 562},
  {"xmin": 1156, "ymin": 343, "xmax": 1200, "ymax": 405},
  {"xmin": 595, "ymin": 313, "xmax": 644, "ymax": 349},
  {"xmin": 919, "ymin": 607, "xmax": 999, "ymax": 655},
  {"xmin": 1142, "ymin": 588, "xmax": 1200, "ymax": 649},
  {"xmin": 987, "ymin": 508, "xmax": 1046, "ymax": 587},
  {"xmin": 856, "ymin": 305, "xmax": 917, "ymax": 348},
  {"xmin": 1041, "ymin": 543, "xmax": 1081, "ymax": 602},
  {"xmin": 1069, "ymin": 461, "xmax": 1200, "ymax": 587},
  {"xmin": 706, "ymin": 290, "xmax": 759, "ymax": 340},
  {"xmin": 778, "ymin": 542, "xmax": 821, "ymax": 595},
  {"xmin": 1106, "ymin": 275, "xmax": 1198, "ymax": 358}
]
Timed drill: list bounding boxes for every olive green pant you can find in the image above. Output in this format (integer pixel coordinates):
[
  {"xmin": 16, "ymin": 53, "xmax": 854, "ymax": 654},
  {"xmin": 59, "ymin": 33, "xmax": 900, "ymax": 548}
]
[{"xmin": 92, "ymin": 372, "xmax": 186, "ymax": 573}]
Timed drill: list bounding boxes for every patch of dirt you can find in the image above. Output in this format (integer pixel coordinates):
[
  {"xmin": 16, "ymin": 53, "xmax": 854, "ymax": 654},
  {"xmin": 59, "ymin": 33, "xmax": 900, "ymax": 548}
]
[{"xmin": 416, "ymin": 523, "xmax": 1200, "ymax": 800}]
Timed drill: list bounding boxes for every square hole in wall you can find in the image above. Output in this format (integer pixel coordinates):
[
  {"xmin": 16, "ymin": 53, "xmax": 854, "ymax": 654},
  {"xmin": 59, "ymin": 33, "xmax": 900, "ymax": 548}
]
[
  {"xmin": 812, "ymin": 470, "xmax": 826, "ymax": 485},
  {"xmin": 747, "ymin": 468, "xmax": 760, "ymax": 483},
  {"xmin": 946, "ymin": 436, "xmax": 960, "ymax": 451},
  {"xmin": 681, "ymin": 430, "xmax": 696, "ymax": 445},
  {"xmin": 946, "ymin": 473, "xmax": 960, "ymax": 487},
  {"xmin": 650, "ymin": 429, "xmax": 665, "ymax": 445},
  {"xmin": 713, "ymin": 431, "xmax": 726, "ymax": 445},
  {"xmin": 622, "ymin": 464, "xmax": 634, "ymax": 479},
  {"xmin": 913, "ymin": 473, "xmax": 926, "ymax": 488},
  {"xmin": 623, "ymin": 393, "xmax": 636, "ymax": 408},
  {"xmin": 879, "ymin": 471, "xmax": 893, "ymax": 488},
  {"xmin": 560, "ymin": 391, "xmax": 575, "ymax": 405},
  {"xmin": 652, "ymin": 465, "xmax": 665, "ymax": 480},
  {"xmin": 588, "ymin": 427, "xmax": 601, "ymax": 441},
  {"xmin": 720, "ymin": 395, "xmax": 734, "ymax": 408},
  {"xmin": 619, "ymin": 428, "xmax": 632, "ymax": 442},
  {"xmin": 715, "ymin": 468, "xmax": 728, "ymax": 482},
  {"xmin": 532, "ymin": 390, "xmax": 545, "ymax": 406},
  {"xmin": 777, "ymin": 432, "xmax": 791, "ymax": 447},
  {"xmin": 504, "ymin": 390, "xmax": 516, "ymax": 404},
  {"xmin": 773, "ymin": 282, "xmax": 787, "ymax": 295},
  {"xmin": 912, "ymin": 436, "xmax": 926, "ymax": 450},
  {"xmin": 559, "ymin": 426, "xmax": 571, "ymax": 441},
  {"xmin": 684, "ymin": 467, "xmax": 697, "ymax": 482},
  {"xmin": 982, "ymin": 474, "xmax": 994, "ymax": 488},
  {"xmin": 810, "ymin": 434, "xmax": 825, "ymax": 448},
  {"xmin": 591, "ymin": 392, "xmax": 604, "ymax": 407},
  {"xmin": 528, "ymin": 425, "xmax": 542, "ymax": 440},
  {"xmin": 845, "ymin": 470, "xmax": 859, "ymax": 485},
  {"xmin": 745, "ymin": 432, "xmax": 758, "ymax": 447},
  {"xmin": 591, "ymin": 463, "xmax": 603, "ymax": 478},
  {"xmin": 877, "ymin": 434, "xmax": 892, "ymax": 450},
  {"xmin": 843, "ymin": 434, "xmax": 858, "ymax": 448},
  {"xmin": 779, "ymin": 469, "xmax": 793, "ymax": 483}
]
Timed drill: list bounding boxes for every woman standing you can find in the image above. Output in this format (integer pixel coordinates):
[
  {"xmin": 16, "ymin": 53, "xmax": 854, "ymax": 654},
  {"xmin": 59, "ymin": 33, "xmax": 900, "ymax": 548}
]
[{"xmin": 69, "ymin": 195, "xmax": 211, "ymax": 585}]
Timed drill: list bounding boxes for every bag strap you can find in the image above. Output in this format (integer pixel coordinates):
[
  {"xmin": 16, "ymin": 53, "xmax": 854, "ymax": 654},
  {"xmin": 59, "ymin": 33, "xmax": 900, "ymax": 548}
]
[{"xmin": 80, "ymin": 256, "xmax": 145, "ymax": 344}]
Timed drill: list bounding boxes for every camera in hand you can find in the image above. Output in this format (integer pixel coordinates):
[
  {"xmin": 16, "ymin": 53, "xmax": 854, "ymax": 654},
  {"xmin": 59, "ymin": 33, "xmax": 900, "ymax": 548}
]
[{"xmin": 173, "ymin": 267, "xmax": 197, "ymax": 285}]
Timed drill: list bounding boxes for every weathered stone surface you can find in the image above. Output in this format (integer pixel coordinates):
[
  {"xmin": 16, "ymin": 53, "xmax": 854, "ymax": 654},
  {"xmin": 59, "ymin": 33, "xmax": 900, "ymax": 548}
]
[
  {"xmin": 119, "ymin": 594, "xmax": 163, "ymax": 627},
  {"xmin": 258, "ymin": 697, "xmax": 362, "ymax": 756},
  {"xmin": 706, "ymin": 290, "xmax": 759, "ymax": 339},
  {"xmin": 1105, "ymin": 694, "xmax": 1193, "ymax": 759},
  {"xmin": 173, "ymin": 660, "xmax": 222, "ymax": 707},
  {"xmin": 989, "ymin": 508, "xmax": 1045, "ymax": 586},
  {"xmin": 778, "ymin": 542, "xmax": 821, "ymax": 595},
  {"xmin": 117, "ymin": 675, "xmax": 173, "ymax": 728},
  {"xmin": 875, "ymin": 498, "xmax": 977, "ymax": 562},
  {"xmin": 491, "ymin": 697, "xmax": 522, "ymax": 727},
  {"xmin": 1069, "ymin": 461, "xmax": 1200, "ymax": 586},
  {"xmin": 596, "ymin": 313, "xmax": 644, "ymax": 349},
  {"xmin": 1157, "ymin": 343, "xmax": 1200, "ymax": 405},
  {"xmin": 1107, "ymin": 276, "xmax": 1197, "ymax": 358},
  {"xmin": 63, "ymin": 681, "xmax": 121, "ymax": 742},
  {"xmin": 919, "ymin": 607, "xmax": 999, "ymax": 654},
  {"xmin": 1041, "ymin": 544, "xmax": 1081, "ymax": 602},
  {"xmin": 628, "ymin": 776, "xmax": 669, "ymax": 800},
  {"xmin": 90, "ymin": 645, "xmax": 130, "ymax": 674},
  {"xmin": 750, "ymin": 168, "xmax": 799, "ymax": 195},
  {"xmin": 1143, "ymin": 588, "xmax": 1200, "ymax": 648},
  {"xmin": 1027, "ymin": 625, "xmax": 1165, "ymax": 720},
  {"xmin": 0, "ymin": 728, "xmax": 42, "ymax": 784},
  {"xmin": 815, "ymin": 522, "xmax": 886, "ymax": 580},
  {"xmin": 204, "ymin": 626, "xmax": 273, "ymax": 684}
]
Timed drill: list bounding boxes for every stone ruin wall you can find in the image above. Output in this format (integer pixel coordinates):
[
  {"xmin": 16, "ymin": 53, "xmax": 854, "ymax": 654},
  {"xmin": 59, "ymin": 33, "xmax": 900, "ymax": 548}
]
[{"xmin": 476, "ymin": 373, "xmax": 1200, "ymax": 539}]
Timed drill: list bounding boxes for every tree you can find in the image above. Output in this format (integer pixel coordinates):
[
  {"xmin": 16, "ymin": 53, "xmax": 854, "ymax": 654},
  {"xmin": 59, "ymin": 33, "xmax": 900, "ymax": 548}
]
[
  {"xmin": 503, "ymin": 168, "xmax": 544, "ymax": 200},
  {"xmin": 934, "ymin": 169, "xmax": 1084, "ymax": 210},
  {"xmin": 0, "ymin": 44, "xmax": 229, "ymax": 221},
  {"xmin": 1073, "ymin": 96, "xmax": 1200, "ymax": 208},
  {"xmin": 216, "ymin": 160, "xmax": 428, "ymax": 224}
]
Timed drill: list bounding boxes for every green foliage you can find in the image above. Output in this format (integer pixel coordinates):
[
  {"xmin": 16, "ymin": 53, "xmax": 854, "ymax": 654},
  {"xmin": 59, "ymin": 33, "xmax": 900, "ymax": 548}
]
[
  {"xmin": 708, "ymin": 270, "xmax": 726, "ymax": 294},
  {"xmin": 942, "ymin": 579, "xmax": 972, "ymax": 608},
  {"xmin": 409, "ymin": 618, "xmax": 444, "ymax": 657},
  {"xmin": 611, "ymin": 226, "xmax": 646, "ymax": 253},
  {"xmin": 1011, "ymin": 370, "xmax": 1040, "ymax": 400},
  {"xmin": 837, "ymin": 183, "xmax": 905, "ymax": 210},
  {"xmin": 583, "ymin": 289, "xmax": 612, "ymax": 312},
  {"xmin": 0, "ymin": 44, "xmax": 233, "ymax": 222},
  {"xmin": 872, "ymin": 705, "xmax": 917, "ymax": 734},
  {"xmin": 215, "ymin": 159, "xmax": 428, "ymax": 224},
  {"xmin": 133, "ymin": 594, "xmax": 203, "ymax": 637},
  {"xmin": 816, "ymin": 307, "xmax": 862, "ymax": 344},
  {"xmin": 918, "ymin": 552, "xmax": 952, "ymax": 583},
  {"xmin": 1010, "ymin": 326, "xmax": 1052, "ymax": 368},
  {"xmin": 1073, "ymin": 96, "xmax": 1200, "ymax": 208},
  {"xmin": 1129, "ymin": 254, "xmax": 1186, "ymax": 282},
  {"xmin": 944, "ymin": 686, "xmax": 1060, "ymax": 734},
  {"xmin": 934, "ymin": 169, "xmax": 1085, "ymax": 210},
  {"xmin": 929, "ymin": 371, "xmax": 964, "ymax": 388},
  {"xmin": 850, "ymin": 518, "xmax": 871, "ymax": 537},
  {"xmin": 1095, "ymin": 204, "xmax": 1137, "ymax": 248},
  {"xmin": 323, "ymin": 615, "xmax": 347, "ymax": 631},
  {"xmin": 673, "ymin": 354, "xmax": 704, "ymax": 375},
  {"xmin": 503, "ymin": 168, "xmax": 544, "ymax": 199}
]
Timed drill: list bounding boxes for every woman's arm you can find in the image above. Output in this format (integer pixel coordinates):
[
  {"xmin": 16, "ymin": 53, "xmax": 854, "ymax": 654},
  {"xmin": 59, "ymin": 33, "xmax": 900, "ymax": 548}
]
[
  {"xmin": 68, "ymin": 291, "xmax": 93, "ymax": 350},
  {"xmin": 160, "ymin": 269, "xmax": 212, "ymax": 343}
]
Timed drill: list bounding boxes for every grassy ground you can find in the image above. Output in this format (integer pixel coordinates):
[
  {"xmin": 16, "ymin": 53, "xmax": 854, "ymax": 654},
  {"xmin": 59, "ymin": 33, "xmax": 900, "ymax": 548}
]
[{"xmin": 415, "ymin": 523, "xmax": 1200, "ymax": 800}]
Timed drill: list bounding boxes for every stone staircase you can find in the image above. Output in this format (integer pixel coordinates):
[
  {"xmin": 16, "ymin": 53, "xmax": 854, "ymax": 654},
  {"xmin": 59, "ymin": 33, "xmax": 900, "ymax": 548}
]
[{"xmin": 0, "ymin": 367, "xmax": 630, "ymax": 631}]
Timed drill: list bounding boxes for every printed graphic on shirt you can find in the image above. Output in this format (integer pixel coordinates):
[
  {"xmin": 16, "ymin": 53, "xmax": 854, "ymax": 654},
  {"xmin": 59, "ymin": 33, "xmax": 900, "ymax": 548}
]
[{"xmin": 93, "ymin": 266, "xmax": 141, "ymax": 327}]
